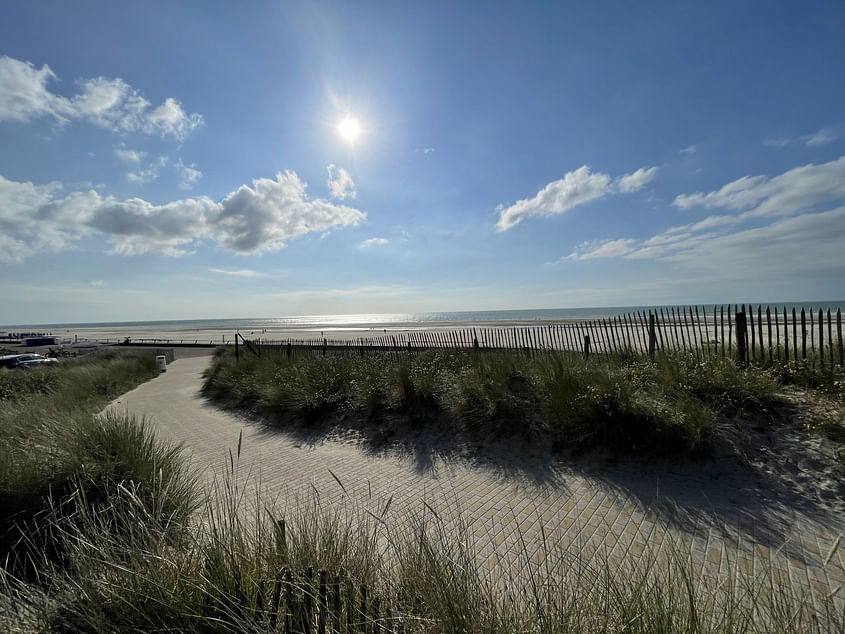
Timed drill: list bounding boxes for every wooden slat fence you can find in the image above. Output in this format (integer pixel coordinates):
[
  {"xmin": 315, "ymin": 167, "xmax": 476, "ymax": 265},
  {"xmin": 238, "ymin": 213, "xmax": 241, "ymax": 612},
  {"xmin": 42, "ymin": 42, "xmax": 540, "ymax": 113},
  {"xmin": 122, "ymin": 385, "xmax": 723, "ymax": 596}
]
[
  {"xmin": 235, "ymin": 521, "xmax": 404, "ymax": 634},
  {"xmin": 230, "ymin": 305, "xmax": 844, "ymax": 370},
  {"xmin": 230, "ymin": 305, "xmax": 842, "ymax": 369}
]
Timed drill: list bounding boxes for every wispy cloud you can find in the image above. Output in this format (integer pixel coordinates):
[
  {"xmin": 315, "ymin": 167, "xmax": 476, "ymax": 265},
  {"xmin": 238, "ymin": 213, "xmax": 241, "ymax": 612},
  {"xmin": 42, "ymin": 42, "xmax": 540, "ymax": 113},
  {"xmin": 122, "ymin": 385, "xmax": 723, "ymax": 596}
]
[
  {"xmin": 763, "ymin": 126, "xmax": 841, "ymax": 149},
  {"xmin": 175, "ymin": 159, "xmax": 202, "ymax": 190},
  {"xmin": 803, "ymin": 127, "xmax": 839, "ymax": 147},
  {"xmin": 565, "ymin": 157, "xmax": 845, "ymax": 281},
  {"xmin": 763, "ymin": 138, "xmax": 790, "ymax": 148},
  {"xmin": 495, "ymin": 165, "xmax": 657, "ymax": 231},
  {"xmin": 89, "ymin": 279, "xmax": 104, "ymax": 287},
  {"xmin": 327, "ymin": 164, "xmax": 356, "ymax": 199},
  {"xmin": 114, "ymin": 147, "xmax": 146, "ymax": 163},
  {"xmin": 0, "ymin": 170, "xmax": 367, "ymax": 261},
  {"xmin": 673, "ymin": 155, "xmax": 845, "ymax": 217},
  {"xmin": 679, "ymin": 144, "xmax": 697, "ymax": 154},
  {"xmin": 126, "ymin": 155, "xmax": 167, "ymax": 184},
  {"xmin": 273, "ymin": 285, "xmax": 412, "ymax": 300},
  {"xmin": 209, "ymin": 268, "xmax": 259, "ymax": 277},
  {"xmin": 359, "ymin": 237, "xmax": 389, "ymax": 248},
  {"xmin": 0, "ymin": 55, "xmax": 203, "ymax": 140}
]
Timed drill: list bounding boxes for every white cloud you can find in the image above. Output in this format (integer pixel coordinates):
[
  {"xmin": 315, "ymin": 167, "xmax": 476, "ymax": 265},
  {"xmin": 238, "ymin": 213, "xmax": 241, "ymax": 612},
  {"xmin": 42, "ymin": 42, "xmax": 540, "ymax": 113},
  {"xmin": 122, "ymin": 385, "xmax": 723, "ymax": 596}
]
[
  {"xmin": 143, "ymin": 98, "xmax": 203, "ymax": 140},
  {"xmin": 495, "ymin": 165, "xmax": 657, "ymax": 231},
  {"xmin": 763, "ymin": 138, "xmax": 789, "ymax": 148},
  {"xmin": 327, "ymin": 164, "xmax": 356, "ymax": 199},
  {"xmin": 126, "ymin": 155, "xmax": 167, "ymax": 184},
  {"xmin": 0, "ymin": 170, "xmax": 366, "ymax": 261},
  {"xmin": 615, "ymin": 167, "xmax": 658, "ymax": 193},
  {"xmin": 803, "ymin": 128, "xmax": 839, "ymax": 147},
  {"xmin": 89, "ymin": 280, "xmax": 104, "ymax": 287},
  {"xmin": 423, "ymin": 147, "xmax": 435, "ymax": 154},
  {"xmin": 0, "ymin": 234, "xmax": 36, "ymax": 263},
  {"xmin": 359, "ymin": 237, "xmax": 389, "ymax": 248},
  {"xmin": 679, "ymin": 144, "xmax": 698, "ymax": 155},
  {"xmin": 567, "ymin": 238, "xmax": 637, "ymax": 260},
  {"xmin": 0, "ymin": 56, "xmax": 74, "ymax": 123},
  {"xmin": 0, "ymin": 56, "xmax": 203, "ymax": 140},
  {"xmin": 564, "ymin": 157, "xmax": 845, "ymax": 282},
  {"xmin": 209, "ymin": 268, "xmax": 259, "ymax": 277},
  {"xmin": 175, "ymin": 159, "xmax": 202, "ymax": 190},
  {"xmin": 114, "ymin": 147, "xmax": 146, "ymax": 163},
  {"xmin": 673, "ymin": 156, "xmax": 845, "ymax": 217}
]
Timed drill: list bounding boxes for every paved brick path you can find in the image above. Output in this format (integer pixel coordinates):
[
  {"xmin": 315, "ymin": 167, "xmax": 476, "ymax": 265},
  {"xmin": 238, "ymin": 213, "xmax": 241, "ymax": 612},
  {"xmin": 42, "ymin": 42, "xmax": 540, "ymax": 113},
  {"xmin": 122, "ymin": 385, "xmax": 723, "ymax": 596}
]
[{"xmin": 107, "ymin": 356, "xmax": 845, "ymax": 611}]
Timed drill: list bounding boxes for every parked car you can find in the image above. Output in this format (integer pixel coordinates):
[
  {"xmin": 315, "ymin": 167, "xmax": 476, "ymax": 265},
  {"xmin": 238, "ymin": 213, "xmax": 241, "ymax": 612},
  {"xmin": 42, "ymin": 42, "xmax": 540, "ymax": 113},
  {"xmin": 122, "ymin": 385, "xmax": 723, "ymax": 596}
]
[
  {"xmin": 0, "ymin": 353, "xmax": 59, "ymax": 369},
  {"xmin": 0, "ymin": 354, "xmax": 24, "ymax": 369}
]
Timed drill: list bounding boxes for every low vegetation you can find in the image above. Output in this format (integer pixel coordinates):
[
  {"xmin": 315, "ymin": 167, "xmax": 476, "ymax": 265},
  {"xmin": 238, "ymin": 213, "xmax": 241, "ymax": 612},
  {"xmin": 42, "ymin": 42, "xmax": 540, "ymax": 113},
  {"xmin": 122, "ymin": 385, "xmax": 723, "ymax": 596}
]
[
  {"xmin": 2, "ymin": 348, "xmax": 842, "ymax": 632},
  {"xmin": 0, "ymin": 350, "xmax": 199, "ymax": 578},
  {"xmin": 201, "ymin": 348, "xmax": 831, "ymax": 459},
  {"xmin": 4, "ymin": 475, "xmax": 842, "ymax": 633}
]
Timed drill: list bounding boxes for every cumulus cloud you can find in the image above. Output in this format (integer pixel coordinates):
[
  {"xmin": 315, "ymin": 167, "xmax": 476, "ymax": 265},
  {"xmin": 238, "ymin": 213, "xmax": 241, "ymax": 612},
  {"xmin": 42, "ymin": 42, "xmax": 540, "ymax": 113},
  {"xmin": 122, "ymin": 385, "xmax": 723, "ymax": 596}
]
[
  {"xmin": 0, "ymin": 56, "xmax": 203, "ymax": 140},
  {"xmin": 359, "ymin": 237, "xmax": 389, "ymax": 248},
  {"xmin": 327, "ymin": 164, "xmax": 356, "ymax": 199},
  {"xmin": 495, "ymin": 165, "xmax": 657, "ymax": 231},
  {"xmin": 565, "ymin": 157, "xmax": 845, "ymax": 280},
  {"xmin": 0, "ymin": 171, "xmax": 366, "ymax": 262},
  {"xmin": 175, "ymin": 159, "xmax": 202, "ymax": 190}
]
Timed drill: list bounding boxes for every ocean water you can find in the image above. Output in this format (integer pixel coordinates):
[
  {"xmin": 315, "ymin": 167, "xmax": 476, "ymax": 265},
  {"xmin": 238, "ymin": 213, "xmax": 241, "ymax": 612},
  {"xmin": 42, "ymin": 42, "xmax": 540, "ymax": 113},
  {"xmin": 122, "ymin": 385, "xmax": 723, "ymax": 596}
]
[{"xmin": 4, "ymin": 301, "xmax": 845, "ymax": 333}]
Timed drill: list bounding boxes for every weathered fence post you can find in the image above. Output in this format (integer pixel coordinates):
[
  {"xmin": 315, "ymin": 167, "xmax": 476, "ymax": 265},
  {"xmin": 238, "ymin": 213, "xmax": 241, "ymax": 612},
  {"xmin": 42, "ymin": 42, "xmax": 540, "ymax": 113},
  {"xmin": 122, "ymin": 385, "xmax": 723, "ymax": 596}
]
[
  {"xmin": 303, "ymin": 567, "xmax": 314, "ymax": 634},
  {"xmin": 766, "ymin": 306, "xmax": 773, "ymax": 364},
  {"xmin": 275, "ymin": 519, "xmax": 286, "ymax": 554},
  {"xmin": 235, "ymin": 332, "xmax": 240, "ymax": 361},
  {"xmin": 735, "ymin": 309, "xmax": 748, "ymax": 364},
  {"xmin": 318, "ymin": 570, "xmax": 327, "ymax": 634},
  {"xmin": 583, "ymin": 334, "xmax": 591, "ymax": 358},
  {"xmin": 801, "ymin": 308, "xmax": 807, "ymax": 360},
  {"xmin": 819, "ymin": 308, "xmax": 825, "ymax": 372},
  {"xmin": 648, "ymin": 313, "xmax": 656, "ymax": 359},
  {"xmin": 749, "ymin": 307, "xmax": 756, "ymax": 360},
  {"xmin": 827, "ymin": 309, "xmax": 834, "ymax": 370}
]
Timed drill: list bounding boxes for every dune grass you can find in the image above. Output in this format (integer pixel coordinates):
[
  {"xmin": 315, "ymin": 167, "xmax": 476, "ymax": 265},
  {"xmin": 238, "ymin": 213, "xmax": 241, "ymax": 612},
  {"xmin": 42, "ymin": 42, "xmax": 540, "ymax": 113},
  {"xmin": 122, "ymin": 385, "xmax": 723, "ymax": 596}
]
[
  {"xmin": 0, "ymin": 350, "xmax": 199, "ymax": 579},
  {"xmin": 2, "ymin": 348, "xmax": 843, "ymax": 631},
  {"xmin": 201, "ymin": 348, "xmax": 799, "ymax": 459},
  {"xmin": 3, "ymin": 465, "xmax": 841, "ymax": 633}
]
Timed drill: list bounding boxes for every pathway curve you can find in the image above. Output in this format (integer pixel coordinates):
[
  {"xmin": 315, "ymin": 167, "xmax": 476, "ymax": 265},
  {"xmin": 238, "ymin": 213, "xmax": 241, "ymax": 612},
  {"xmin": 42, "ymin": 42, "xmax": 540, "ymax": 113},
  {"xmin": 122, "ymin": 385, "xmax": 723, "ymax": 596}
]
[{"xmin": 106, "ymin": 355, "xmax": 845, "ymax": 611}]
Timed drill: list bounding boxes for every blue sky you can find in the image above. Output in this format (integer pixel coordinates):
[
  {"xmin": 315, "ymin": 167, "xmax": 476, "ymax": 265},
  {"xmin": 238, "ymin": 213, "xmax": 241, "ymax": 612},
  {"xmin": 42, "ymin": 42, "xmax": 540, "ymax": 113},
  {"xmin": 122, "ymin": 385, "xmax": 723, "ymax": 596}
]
[{"xmin": 1, "ymin": 1, "xmax": 844, "ymax": 324}]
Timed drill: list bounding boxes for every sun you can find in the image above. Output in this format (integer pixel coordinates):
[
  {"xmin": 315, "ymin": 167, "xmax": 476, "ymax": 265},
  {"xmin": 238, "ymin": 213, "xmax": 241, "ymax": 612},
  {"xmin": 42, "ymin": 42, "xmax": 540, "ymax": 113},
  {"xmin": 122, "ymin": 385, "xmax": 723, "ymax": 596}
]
[{"xmin": 337, "ymin": 115, "xmax": 360, "ymax": 142}]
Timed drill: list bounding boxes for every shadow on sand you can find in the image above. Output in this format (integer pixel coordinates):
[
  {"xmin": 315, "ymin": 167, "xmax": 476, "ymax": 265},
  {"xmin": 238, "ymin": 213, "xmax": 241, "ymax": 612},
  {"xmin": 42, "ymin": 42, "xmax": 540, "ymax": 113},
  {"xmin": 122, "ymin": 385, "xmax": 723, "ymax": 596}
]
[{"xmin": 205, "ymin": 393, "xmax": 845, "ymax": 567}]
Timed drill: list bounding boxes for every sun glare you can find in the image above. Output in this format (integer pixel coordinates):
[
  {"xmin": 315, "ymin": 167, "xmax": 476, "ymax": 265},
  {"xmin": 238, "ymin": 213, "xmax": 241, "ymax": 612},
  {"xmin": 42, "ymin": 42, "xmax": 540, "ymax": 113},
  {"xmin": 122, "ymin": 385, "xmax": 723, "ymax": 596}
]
[{"xmin": 337, "ymin": 116, "xmax": 360, "ymax": 142}]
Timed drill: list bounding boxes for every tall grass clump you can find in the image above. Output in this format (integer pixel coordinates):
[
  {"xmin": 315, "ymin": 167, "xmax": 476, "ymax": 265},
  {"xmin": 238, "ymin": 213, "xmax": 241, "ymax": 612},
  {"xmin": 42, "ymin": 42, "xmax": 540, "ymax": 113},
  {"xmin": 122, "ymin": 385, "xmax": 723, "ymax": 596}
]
[
  {"xmin": 12, "ymin": 478, "xmax": 841, "ymax": 633},
  {"xmin": 0, "ymin": 351, "xmax": 200, "ymax": 578},
  {"xmin": 203, "ymin": 349, "xmax": 787, "ymax": 459}
]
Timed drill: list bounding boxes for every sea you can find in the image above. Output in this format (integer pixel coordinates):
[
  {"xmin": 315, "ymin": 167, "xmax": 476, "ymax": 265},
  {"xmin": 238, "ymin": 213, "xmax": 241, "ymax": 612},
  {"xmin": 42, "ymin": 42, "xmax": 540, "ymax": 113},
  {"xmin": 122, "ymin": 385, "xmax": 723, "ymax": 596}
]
[{"xmin": 4, "ymin": 302, "xmax": 845, "ymax": 334}]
